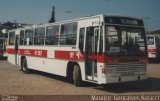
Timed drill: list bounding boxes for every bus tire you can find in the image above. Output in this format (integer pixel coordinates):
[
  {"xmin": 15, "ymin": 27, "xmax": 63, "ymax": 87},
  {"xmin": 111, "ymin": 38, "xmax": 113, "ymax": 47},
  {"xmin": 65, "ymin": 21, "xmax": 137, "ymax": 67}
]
[
  {"xmin": 73, "ymin": 65, "xmax": 81, "ymax": 87},
  {"xmin": 21, "ymin": 58, "xmax": 30, "ymax": 73}
]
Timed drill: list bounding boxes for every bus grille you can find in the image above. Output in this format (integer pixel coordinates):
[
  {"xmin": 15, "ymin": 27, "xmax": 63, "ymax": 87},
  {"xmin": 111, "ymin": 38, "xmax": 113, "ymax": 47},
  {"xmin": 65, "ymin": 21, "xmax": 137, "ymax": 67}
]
[{"xmin": 106, "ymin": 62, "xmax": 145, "ymax": 74}]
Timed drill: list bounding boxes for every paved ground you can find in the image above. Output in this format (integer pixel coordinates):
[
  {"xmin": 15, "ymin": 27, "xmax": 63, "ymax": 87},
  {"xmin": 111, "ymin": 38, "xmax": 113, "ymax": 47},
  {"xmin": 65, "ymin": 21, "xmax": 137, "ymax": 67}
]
[{"xmin": 0, "ymin": 58, "xmax": 160, "ymax": 95}]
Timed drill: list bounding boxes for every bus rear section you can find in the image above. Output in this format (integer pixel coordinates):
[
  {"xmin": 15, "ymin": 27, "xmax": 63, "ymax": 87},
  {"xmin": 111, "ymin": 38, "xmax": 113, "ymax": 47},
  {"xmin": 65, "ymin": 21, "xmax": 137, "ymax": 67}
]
[
  {"xmin": 147, "ymin": 35, "xmax": 160, "ymax": 59},
  {"xmin": 6, "ymin": 15, "xmax": 148, "ymax": 86}
]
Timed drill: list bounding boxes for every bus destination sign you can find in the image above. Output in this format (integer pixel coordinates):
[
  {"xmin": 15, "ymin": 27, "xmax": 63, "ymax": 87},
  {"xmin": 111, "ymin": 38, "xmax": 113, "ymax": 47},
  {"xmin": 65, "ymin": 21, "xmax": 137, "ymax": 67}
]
[{"xmin": 105, "ymin": 16, "xmax": 144, "ymax": 26}]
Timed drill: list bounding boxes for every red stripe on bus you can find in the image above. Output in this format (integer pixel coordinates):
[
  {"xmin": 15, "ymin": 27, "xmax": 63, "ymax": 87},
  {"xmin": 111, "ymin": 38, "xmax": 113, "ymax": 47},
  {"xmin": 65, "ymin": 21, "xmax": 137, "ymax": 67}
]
[
  {"xmin": 19, "ymin": 49, "xmax": 47, "ymax": 58},
  {"xmin": 148, "ymin": 49, "xmax": 157, "ymax": 53},
  {"xmin": 55, "ymin": 50, "xmax": 105, "ymax": 62},
  {"xmin": 6, "ymin": 48, "xmax": 15, "ymax": 54},
  {"xmin": 55, "ymin": 50, "xmax": 83, "ymax": 60},
  {"xmin": 7, "ymin": 48, "xmax": 47, "ymax": 58},
  {"xmin": 96, "ymin": 55, "xmax": 105, "ymax": 63},
  {"xmin": 7, "ymin": 49, "xmax": 147, "ymax": 64}
]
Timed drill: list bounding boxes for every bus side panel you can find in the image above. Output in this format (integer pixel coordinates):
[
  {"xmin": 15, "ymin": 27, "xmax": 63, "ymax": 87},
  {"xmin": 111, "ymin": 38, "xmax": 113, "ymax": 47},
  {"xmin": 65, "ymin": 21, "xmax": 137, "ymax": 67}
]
[{"xmin": 24, "ymin": 56, "xmax": 68, "ymax": 77}]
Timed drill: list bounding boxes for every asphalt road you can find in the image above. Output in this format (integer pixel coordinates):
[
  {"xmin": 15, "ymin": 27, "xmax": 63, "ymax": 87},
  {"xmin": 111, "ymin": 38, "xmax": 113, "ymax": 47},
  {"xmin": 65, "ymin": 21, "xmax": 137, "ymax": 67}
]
[{"xmin": 0, "ymin": 58, "xmax": 160, "ymax": 95}]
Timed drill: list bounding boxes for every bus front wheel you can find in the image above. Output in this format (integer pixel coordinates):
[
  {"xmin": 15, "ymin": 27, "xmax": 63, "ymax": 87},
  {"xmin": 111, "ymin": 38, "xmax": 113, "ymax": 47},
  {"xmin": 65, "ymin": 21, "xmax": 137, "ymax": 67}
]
[{"xmin": 73, "ymin": 65, "xmax": 82, "ymax": 87}]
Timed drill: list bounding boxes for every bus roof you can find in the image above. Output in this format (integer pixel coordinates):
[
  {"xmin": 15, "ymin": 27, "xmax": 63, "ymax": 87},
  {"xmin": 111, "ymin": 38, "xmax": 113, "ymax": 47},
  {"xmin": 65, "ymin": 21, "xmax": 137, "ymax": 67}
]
[{"xmin": 8, "ymin": 14, "xmax": 143, "ymax": 31}]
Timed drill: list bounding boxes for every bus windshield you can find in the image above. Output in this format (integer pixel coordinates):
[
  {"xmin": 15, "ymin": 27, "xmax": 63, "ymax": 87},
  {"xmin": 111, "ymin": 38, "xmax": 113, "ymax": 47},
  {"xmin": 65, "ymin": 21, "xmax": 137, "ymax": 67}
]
[{"xmin": 105, "ymin": 26, "xmax": 147, "ymax": 56}]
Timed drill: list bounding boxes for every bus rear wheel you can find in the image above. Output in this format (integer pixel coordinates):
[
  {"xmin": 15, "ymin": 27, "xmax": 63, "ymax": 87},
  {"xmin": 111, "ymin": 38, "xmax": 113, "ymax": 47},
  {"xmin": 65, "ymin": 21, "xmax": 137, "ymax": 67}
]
[
  {"xmin": 73, "ymin": 65, "xmax": 82, "ymax": 87},
  {"xmin": 21, "ymin": 58, "xmax": 30, "ymax": 73}
]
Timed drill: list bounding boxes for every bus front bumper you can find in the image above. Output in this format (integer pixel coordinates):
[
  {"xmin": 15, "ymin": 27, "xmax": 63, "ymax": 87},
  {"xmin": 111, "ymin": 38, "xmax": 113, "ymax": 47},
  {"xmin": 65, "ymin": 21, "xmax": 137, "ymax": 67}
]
[{"xmin": 99, "ymin": 74, "xmax": 148, "ymax": 84}]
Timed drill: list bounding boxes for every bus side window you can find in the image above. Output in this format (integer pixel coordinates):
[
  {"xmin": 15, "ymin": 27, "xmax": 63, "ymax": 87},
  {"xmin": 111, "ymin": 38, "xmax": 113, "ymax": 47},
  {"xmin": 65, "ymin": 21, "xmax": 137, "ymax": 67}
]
[
  {"xmin": 34, "ymin": 27, "xmax": 45, "ymax": 45},
  {"xmin": 9, "ymin": 32, "xmax": 15, "ymax": 45},
  {"xmin": 60, "ymin": 22, "xmax": 77, "ymax": 45},
  {"xmin": 24, "ymin": 29, "xmax": 34, "ymax": 45},
  {"xmin": 20, "ymin": 30, "xmax": 24, "ymax": 45},
  {"xmin": 46, "ymin": 25, "xmax": 59, "ymax": 45},
  {"xmin": 79, "ymin": 28, "xmax": 85, "ymax": 53}
]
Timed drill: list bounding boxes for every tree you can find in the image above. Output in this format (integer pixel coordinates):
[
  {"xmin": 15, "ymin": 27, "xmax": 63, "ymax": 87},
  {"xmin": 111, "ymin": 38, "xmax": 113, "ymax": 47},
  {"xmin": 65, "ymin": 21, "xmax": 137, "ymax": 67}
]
[{"xmin": 49, "ymin": 5, "xmax": 56, "ymax": 23}]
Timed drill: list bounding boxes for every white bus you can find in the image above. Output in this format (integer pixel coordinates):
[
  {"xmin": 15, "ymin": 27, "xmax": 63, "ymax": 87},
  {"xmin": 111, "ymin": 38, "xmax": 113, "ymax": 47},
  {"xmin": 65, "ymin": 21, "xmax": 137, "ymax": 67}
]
[
  {"xmin": 7, "ymin": 15, "xmax": 148, "ymax": 86},
  {"xmin": 147, "ymin": 35, "xmax": 160, "ymax": 59}
]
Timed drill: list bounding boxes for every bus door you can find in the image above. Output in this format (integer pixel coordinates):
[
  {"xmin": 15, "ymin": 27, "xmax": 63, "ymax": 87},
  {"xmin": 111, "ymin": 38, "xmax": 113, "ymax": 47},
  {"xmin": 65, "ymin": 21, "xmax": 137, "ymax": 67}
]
[
  {"xmin": 15, "ymin": 35, "xmax": 19, "ymax": 65},
  {"xmin": 85, "ymin": 27, "xmax": 99, "ymax": 81}
]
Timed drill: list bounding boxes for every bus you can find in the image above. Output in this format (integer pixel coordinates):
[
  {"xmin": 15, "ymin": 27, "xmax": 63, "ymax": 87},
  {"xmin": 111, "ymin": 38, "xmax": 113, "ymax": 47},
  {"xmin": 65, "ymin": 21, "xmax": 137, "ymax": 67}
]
[
  {"xmin": 6, "ymin": 15, "xmax": 148, "ymax": 86},
  {"xmin": 147, "ymin": 35, "xmax": 160, "ymax": 59}
]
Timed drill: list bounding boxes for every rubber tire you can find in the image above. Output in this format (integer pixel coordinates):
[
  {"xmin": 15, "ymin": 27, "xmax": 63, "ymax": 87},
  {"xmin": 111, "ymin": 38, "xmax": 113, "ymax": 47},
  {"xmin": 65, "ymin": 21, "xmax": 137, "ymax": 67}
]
[
  {"xmin": 73, "ymin": 65, "xmax": 82, "ymax": 87},
  {"xmin": 21, "ymin": 58, "xmax": 30, "ymax": 73}
]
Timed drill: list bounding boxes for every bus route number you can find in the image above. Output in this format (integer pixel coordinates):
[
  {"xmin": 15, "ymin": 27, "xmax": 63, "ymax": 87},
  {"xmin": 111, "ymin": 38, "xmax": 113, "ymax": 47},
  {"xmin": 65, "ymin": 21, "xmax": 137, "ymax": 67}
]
[{"xmin": 34, "ymin": 50, "xmax": 42, "ymax": 56}]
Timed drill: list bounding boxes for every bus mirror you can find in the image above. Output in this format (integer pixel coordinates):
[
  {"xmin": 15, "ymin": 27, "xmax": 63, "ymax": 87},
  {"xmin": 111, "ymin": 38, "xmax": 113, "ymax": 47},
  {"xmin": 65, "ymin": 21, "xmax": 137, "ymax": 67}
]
[{"xmin": 87, "ymin": 27, "xmax": 94, "ymax": 36}]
